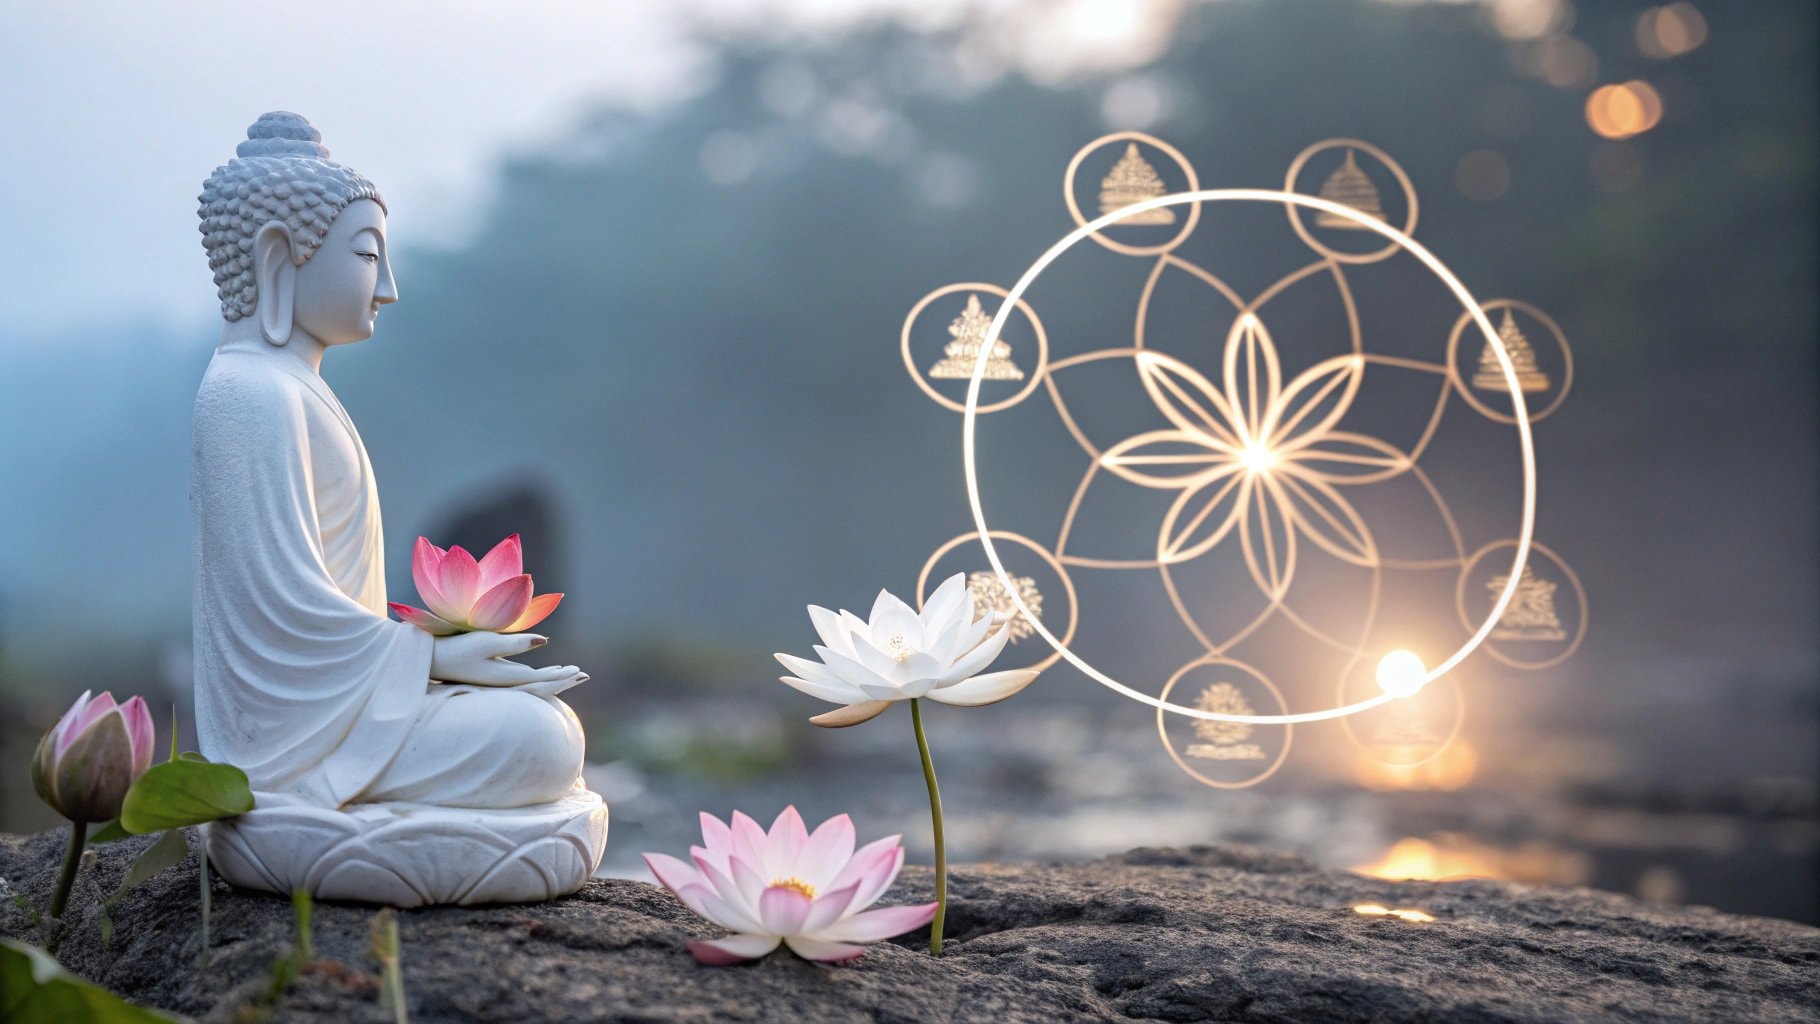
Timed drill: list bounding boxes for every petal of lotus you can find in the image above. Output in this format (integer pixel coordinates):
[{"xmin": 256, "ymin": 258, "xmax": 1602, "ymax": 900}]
[
  {"xmin": 813, "ymin": 646, "xmax": 895, "ymax": 696},
  {"xmin": 389, "ymin": 603, "xmax": 463, "ymax": 636},
  {"xmin": 894, "ymin": 676, "xmax": 935, "ymax": 700},
  {"xmin": 779, "ymin": 674, "xmax": 868, "ymax": 707},
  {"xmin": 828, "ymin": 837, "xmax": 904, "ymax": 910},
  {"xmin": 869, "ymin": 596, "xmax": 922, "ymax": 655},
  {"xmin": 837, "ymin": 609, "xmax": 871, "ymax": 643},
  {"xmin": 809, "ymin": 701, "xmax": 892, "ymax": 728},
  {"xmin": 919, "ymin": 573, "xmax": 969, "ymax": 636},
  {"xmin": 503, "ymin": 592, "xmax": 562, "ymax": 633},
  {"xmin": 412, "ymin": 537, "xmax": 463, "ymax": 623},
  {"xmin": 928, "ymin": 669, "xmax": 1041, "ymax": 707},
  {"xmin": 65, "ymin": 692, "xmax": 118, "ymax": 753},
  {"xmin": 688, "ymin": 934, "xmax": 781, "ymax": 965},
  {"xmin": 846, "ymin": 638, "xmax": 909, "ymax": 689},
  {"xmin": 924, "ymin": 612, "xmax": 970, "ymax": 664},
  {"xmin": 797, "ymin": 813, "xmax": 856, "ymax": 891},
  {"xmin": 729, "ymin": 855, "xmax": 773, "ymax": 923},
  {"xmin": 475, "ymin": 534, "xmax": 524, "ymax": 592},
  {"xmin": 866, "ymin": 588, "xmax": 916, "ymax": 640},
  {"xmin": 699, "ymin": 812, "xmax": 734, "ymax": 867},
  {"xmin": 691, "ymin": 852, "xmax": 762, "ymax": 930},
  {"xmin": 119, "ymin": 696, "xmax": 154, "ymax": 777},
  {"xmin": 675, "ymin": 882, "xmax": 759, "ymax": 934},
  {"xmin": 53, "ymin": 712, "xmax": 135, "ymax": 822},
  {"xmin": 800, "ymin": 880, "xmax": 862, "ymax": 935},
  {"xmin": 729, "ymin": 815, "xmax": 770, "ymax": 884},
  {"xmin": 467, "ymin": 575, "xmax": 534, "ymax": 632},
  {"xmin": 643, "ymin": 852, "xmax": 705, "ymax": 896},
  {"xmin": 807, "ymin": 605, "xmax": 854, "ymax": 656},
  {"xmin": 813, "ymin": 902, "xmax": 939, "ymax": 944},
  {"xmin": 775, "ymin": 652, "xmax": 869, "ymax": 701},
  {"xmin": 758, "ymin": 886, "xmax": 813, "ymax": 936},
  {"xmin": 938, "ymin": 617, "xmax": 1014, "ymax": 685},
  {"xmin": 52, "ymin": 690, "xmax": 93, "ymax": 757},
  {"xmin": 767, "ymin": 806, "xmax": 809, "ymax": 876},
  {"xmin": 782, "ymin": 935, "xmax": 869, "ymax": 962},
  {"xmin": 434, "ymin": 545, "xmax": 483, "ymax": 618}
]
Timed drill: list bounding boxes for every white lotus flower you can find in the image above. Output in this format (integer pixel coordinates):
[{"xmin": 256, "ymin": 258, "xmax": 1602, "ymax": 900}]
[{"xmin": 775, "ymin": 573, "xmax": 1040, "ymax": 727}]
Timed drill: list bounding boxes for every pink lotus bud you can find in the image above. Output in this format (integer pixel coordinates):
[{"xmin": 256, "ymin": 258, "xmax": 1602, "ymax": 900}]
[{"xmin": 31, "ymin": 691, "xmax": 155, "ymax": 823}]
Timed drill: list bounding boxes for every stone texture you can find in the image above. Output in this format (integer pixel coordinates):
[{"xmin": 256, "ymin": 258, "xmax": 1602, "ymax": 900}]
[{"xmin": 2, "ymin": 829, "xmax": 1816, "ymax": 1023}]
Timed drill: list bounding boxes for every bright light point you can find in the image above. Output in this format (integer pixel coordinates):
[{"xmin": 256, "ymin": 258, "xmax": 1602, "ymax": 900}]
[
  {"xmin": 1240, "ymin": 444, "xmax": 1278, "ymax": 472},
  {"xmin": 1376, "ymin": 649, "xmax": 1428, "ymax": 698},
  {"xmin": 1353, "ymin": 903, "xmax": 1435, "ymax": 923}
]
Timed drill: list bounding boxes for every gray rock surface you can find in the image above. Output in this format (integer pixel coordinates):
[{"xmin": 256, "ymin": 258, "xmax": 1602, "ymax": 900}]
[{"xmin": 2, "ymin": 829, "xmax": 1816, "ymax": 1023}]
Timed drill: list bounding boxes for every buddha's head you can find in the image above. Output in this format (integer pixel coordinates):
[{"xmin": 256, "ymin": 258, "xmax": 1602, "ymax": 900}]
[{"xmin": 198, "ymin": 112, "xmax": 397, "ymax": 347}]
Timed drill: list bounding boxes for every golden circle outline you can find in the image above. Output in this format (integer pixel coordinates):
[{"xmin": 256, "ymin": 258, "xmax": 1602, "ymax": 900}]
[
  {"xmin": 901, "ymin": 282, "xmax": 1049, "ymax": 415},
  {"xmin": 1063, "ymin": 132, "xmax": 1202, "ymax": 258},
  {"xmin": 1455, "ymin": 538, "xmax": 1588, "ymax": 670},
  {"xmin": 1336, "ymin": 660, "xmax": 1467, "ymax": 769},
  {"xmin": 963, "ymin": 187, "xmax": 1538, "ymax": 725},
  {"xmin": 1284, "ymin": 139, "xmax": 1419, "ymax": 265},
  {"xmin": 1157, "ymin": 654, "xmax": 1293, "ymax": 788},
  {"xmin": 915, "ymin": 530, "xmax": 1079, "ymax": 675},
  {"xmin": 1445, "ymin": 299, "xmax": 1574, "ymax": 425}
]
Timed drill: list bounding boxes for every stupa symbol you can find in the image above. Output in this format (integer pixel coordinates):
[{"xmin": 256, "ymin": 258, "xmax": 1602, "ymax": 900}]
[
  {"xmin": 1314, "ymin": 148, "xmax": 1386, "ymax": 230},
  {"xmin": 1472, "ymin": 309, "xmax": 1551, "ymax": 393},
  {"xmin": 1371, "ymin": 698, "xmax": 1441, "ymax": 754},
  {"xmin": 1097, "ymin": 142, "xmax": 1177, "ymax": 226},
  {"xmin": 1488, "ymin": 565, "xmax": 1566, "ymax": 641},
  {"xmin": 928, "ymin": 294, "xmax": 1026, "ymax": 381},
  {"xmin": 966, "ymin": 570, "xmax": 1044, "ymax": 643},
  {"xmin": 1186, "ymin": 682, "xmax": 1266, "ymax": 761}
]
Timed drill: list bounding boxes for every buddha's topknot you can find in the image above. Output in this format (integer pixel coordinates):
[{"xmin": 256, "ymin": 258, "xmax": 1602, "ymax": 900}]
[{"xmin": 197, "ymin": 112, "xmax": 385, "ymax": 321}]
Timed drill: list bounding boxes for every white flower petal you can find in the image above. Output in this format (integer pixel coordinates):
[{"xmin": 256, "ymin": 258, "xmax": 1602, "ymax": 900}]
[
  {"xmin": 939, "ymin": 617, "xmax": 1014, "ymax": 684},
  {"xmin": 920, "ymin": 573, "xmax": 969, "ymax": 634},
  {"xmin": 928, "ymin": 669, "xmax": 1041, "ymax": 707},
  {"xmin": 807, "ymin": 605, "xmax": 855, "ymax": 656},
  {"xmin": 809, "ymin": 700, "xmax": 893, "ymax": 727}
]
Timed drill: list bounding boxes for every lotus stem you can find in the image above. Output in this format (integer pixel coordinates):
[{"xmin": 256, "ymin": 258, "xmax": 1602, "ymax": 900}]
[
  {"xmin": 909, "ymin": 698, "xmax": 946, "ymax": 955},
  {"xmin": 50, "ymin": 820, "xmax": 88, "ymax": 920}
]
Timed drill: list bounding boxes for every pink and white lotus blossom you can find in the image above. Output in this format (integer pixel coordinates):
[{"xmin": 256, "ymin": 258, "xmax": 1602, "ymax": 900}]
[
  {"xmin": 389, "ymin": 534, "xmax": 563, "ymax": 635},
  {"xmin": 31, "ymin": 690, "xmax": 154, "ymax": 824},
  {"xmin": 775, "ymin": 573, "xmax": 1040, "ymax": 728},
  {"xmin": 644, "ymin": 807, "xmax": 937, "ymax": 964}
]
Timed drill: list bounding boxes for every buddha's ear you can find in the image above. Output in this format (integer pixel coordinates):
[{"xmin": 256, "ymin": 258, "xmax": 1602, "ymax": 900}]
[{"xmin": 253, "ymin": 220, "xmax": 297, "ymax": 347}]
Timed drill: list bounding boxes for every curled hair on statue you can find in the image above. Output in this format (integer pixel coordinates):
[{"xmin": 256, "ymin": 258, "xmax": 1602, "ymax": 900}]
[{"xmin": 197, "ymin": 112, "xmax": 386, "ymax": 322}]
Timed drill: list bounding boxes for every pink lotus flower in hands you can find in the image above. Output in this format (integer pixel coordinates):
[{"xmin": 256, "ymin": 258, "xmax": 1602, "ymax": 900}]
[
  {"xmin": 644, "ymin": 807, "xmax": 938, "ymax": 964},
  {"xmin": 389, "ymin": 534, "xmax": 563, "ymax": 635},
  {"xmin": 31, "ymin": 690, "xmax": 155, "ymax": 823}
]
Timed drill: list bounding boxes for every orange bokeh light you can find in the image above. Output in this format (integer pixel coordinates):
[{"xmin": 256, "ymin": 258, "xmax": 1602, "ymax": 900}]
[
  {"xmin": 1585, "ymin": 81, "xmax": 1663, "ymax": 140},
  {"xmin": 1637, "ymin": 4, "xmax": 1708, "ymax": 60}
]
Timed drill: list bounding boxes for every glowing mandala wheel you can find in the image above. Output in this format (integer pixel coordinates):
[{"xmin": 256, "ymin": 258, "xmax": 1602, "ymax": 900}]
[{"xmin": 957, "ymin": 186, "xmax": 1541, "ymax": 727}]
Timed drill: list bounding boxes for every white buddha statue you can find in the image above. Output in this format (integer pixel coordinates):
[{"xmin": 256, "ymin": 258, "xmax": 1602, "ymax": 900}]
[{"xmin": 191, "ymin": 112, "xmax": 607, "ymax": 906}]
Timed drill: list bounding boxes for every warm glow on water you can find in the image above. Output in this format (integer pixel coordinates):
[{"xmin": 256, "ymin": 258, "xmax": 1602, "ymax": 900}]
[
  {"xmin": 1352, "ymin": 835, "xmax": 1591, "ymax": 887},
  {"xmin": 1352, "ymin": 903, "xmax": 1437, "ymax": 923}
]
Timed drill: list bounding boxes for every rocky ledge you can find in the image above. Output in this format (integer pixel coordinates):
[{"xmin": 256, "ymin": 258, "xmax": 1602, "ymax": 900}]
[{"xmin": 2, "ymin": 829, "xmax": 1816, "ymax": 1022}]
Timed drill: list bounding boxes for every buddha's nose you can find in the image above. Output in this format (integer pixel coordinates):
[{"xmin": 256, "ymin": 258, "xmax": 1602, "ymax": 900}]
[{"xmin": 374, "ymin": 265, "xmax": 399, "ymax": 306}]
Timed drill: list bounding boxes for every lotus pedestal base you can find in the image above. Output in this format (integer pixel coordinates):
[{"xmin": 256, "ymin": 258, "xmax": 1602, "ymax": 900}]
[{"xmin": 205, "ymin": 788, "xmax": 608, "ymax": 907}]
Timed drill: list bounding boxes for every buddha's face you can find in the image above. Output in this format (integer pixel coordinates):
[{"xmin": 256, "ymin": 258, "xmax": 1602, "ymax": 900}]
[{"xmin": 293, "ymin": 198, "xmax": 397, "ymax": 346}]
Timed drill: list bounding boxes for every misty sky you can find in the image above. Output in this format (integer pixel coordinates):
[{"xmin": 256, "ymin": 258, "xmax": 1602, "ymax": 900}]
[{"xmin": 0, "ymin": 0, "xmax": 1260, "ymax": 338}]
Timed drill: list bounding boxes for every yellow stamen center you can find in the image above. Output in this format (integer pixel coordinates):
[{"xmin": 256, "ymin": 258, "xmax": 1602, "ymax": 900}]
[
  {"xmin": 769, "ymin": 876, "xmax": 816, "ymax": 899},
  {"xmin": 886, "ymin": 633, "xmax": 915, "ymax": 663}
]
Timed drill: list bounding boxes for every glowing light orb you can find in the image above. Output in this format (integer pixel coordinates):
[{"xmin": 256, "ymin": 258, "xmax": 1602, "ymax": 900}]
[
  {"xmin": 1239, "ymin": 444, "xmax": 1278, "ymax": 472},
  {"xmin": 1375, "ymin": 650, "xmax": 1429, "ymax": 699}
]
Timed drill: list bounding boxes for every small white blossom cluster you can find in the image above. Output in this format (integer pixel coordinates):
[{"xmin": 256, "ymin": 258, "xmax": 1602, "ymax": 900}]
[{"xmin": 197, "ymin": 112, "xmax": 384, "ymax": 321}]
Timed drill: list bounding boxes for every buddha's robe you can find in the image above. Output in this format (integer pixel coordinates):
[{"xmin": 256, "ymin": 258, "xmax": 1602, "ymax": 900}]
[{"xmin": 192, "ymin": 339, "xmax": 582, "ymax": 810}]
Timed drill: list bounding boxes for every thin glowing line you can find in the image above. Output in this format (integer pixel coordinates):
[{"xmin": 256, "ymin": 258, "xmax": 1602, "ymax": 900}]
[{"xmin": 961, "ymin": 188, "xmax": 1535, "ymax": 725}]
